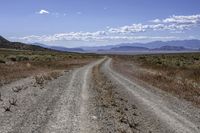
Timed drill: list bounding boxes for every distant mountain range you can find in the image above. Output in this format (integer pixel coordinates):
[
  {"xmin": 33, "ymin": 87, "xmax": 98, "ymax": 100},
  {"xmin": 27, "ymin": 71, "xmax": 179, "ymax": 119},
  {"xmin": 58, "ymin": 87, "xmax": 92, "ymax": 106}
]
[
  {"xmin": 0, "ymin": 36, "xmax": 84, "ymax": 52},
  {"xmin": 32, "ymin": 43, "xmax": 84, "ymax": 52},
  {"xmin": 152, "ymin": 46, "xmax": 189, "ymax": 51},
  {"xmin": 80, "ymin": 40, "xmax": 200, "ymax": 52},
  {"xmin": 1, "ymin": 35, "xmax": 200, "ymax": 53},
  {"xmin": 116, "ymin": 40, "xmax": 200, "ymax": 49},
  {"xmin": 109, "ymin": 46, "xmax": 149, "ymax": 51}
]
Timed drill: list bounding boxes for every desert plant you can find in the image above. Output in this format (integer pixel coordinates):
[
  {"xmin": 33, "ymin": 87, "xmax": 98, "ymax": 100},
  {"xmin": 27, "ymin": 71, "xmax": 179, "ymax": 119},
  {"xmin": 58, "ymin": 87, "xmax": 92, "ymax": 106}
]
[
  {"xmin": 35, "ymin": 75, "xmax": 45, "ymax": 85},
  {"xmin": 3, "ymin": 104, "xmax": 11, "ymax": 112},
  {"xmin": 9, "ymin": 98, "xmax": 17, "ymax": 106},
  {"xmin": 50, "ymin": 71, "xmax": 61, "ymax": 79},
  {"xmin": 12, "ymin": 86, "xmax": 23, "ymax": 93},
  {"xmin": 16, "ymin": 55, "xmax": 29, "ymax": 61},
  {"xmin": 23, "ymin": 86, "xmax": 28, "ymax": 90},
  {"xmin": 42, "ymin": 74, "xmax": 52, "ymax": 81}
]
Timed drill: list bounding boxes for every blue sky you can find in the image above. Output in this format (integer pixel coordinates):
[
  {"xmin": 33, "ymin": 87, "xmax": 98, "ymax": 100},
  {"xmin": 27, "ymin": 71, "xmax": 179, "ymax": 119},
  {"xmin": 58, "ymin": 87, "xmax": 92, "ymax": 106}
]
[{"xmin": 0, "ymin": 0, "xmax": 200, "ymax": 47}]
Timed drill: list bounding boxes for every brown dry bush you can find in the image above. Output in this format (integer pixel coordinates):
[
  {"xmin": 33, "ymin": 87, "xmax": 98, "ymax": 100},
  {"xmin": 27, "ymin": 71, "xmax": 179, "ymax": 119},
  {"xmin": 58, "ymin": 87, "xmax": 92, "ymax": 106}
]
[
  {"xmin": 34, "ymin": 71, "xmax": 62, "ymax": 86},
  {"xmin": 49, "ymin": 71, "xmax": 62, "ymax": 79},
  {"xmin": 34, "ymin": 75, "xmax": 45, "ymax": 85}
]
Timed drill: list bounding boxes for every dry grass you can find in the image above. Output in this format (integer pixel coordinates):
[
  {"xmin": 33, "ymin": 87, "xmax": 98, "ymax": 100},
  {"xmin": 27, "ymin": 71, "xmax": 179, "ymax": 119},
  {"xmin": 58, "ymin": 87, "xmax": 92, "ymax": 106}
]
[
  {"xmin": 0, "ymin": 48, "xmax": 100, "ymax": 86},
  {"xmin": 112, "ymin": 52, "xmax": 200, "ymax": 106},
  {"xmin": 34, "ymin": 71, "xmax": 63, "ymax": 86}
]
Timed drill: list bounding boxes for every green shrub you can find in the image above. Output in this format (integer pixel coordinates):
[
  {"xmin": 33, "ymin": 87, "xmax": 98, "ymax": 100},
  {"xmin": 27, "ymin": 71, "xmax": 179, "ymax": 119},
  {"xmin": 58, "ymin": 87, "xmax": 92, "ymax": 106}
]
[{"xmin": 16, "ymin": 55, "xmax": 29, "ymax": 61}]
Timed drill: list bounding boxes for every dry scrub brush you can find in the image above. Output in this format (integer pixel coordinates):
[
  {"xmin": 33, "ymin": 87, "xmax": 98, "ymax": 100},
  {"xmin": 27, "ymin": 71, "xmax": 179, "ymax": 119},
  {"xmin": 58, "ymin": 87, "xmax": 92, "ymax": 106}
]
[
  {"xmin": 9, "ymin": 98, "xmax": 17, "ymax": 106},
  {"xmin": 3, "ymin": 104, "xmax": 11, "ymax": 112},
  {"xmin": 34, "ymin": 71, "xmax": 62, "ymax": 86}
]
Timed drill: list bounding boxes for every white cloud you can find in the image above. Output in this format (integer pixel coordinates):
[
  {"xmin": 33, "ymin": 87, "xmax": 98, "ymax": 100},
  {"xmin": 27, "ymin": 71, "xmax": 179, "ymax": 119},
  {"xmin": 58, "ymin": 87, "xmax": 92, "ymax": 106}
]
[
  {"xmin": 108, "ymin": 24, "xmax": 149, "ymax": 34},
  {"xmin": 14, "ymin": 30, "xmax": 177, "ymax": 44},
  {"xmin": 37, "ymin": 9, "xmax": 49, "ymax": 15},
  {"xmin": 108, "ymin": 14, "xmax": 200, "ymax": 34},
  {"xmin": 162, "ymin": 15, "xmax": 200, "ymax": 24},
  {"xmin": 150, "ymin": 19, "xmax": 161, "ymax": 23},
  {"xmin": 36, "ymin": 10, "xmax": 68, "ymax": 17},
  {"xmin": 13, "ymin": 14, "xmax": 200, "ymax": 45},
  {"xmin": 151, "ymin": 15, "xmax": 200, "ymax": 25}
]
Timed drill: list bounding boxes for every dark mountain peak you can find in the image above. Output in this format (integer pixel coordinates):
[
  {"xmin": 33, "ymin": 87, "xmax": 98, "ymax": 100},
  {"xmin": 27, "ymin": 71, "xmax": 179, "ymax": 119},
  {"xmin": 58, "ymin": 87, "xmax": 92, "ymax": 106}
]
[
  {"xmin": 161, "ymin": 45, "xmax": 185, "ymax": 49},
  {"xmin": 153, "ymin": 45, "xmax": 188, "ymax": 51},
  {"xmin": 0, "ymin": 35, "xmax": 9, "ymax": 43},
  {"xmin": 0, "ymin": 35, "xmax": 53, "ymax": 51},
  {"xmin": 49, "ymin": 46, "xmax": 84, "ymax": 52},
  {"xmin": 110, "ymin": 46, "xmax": 149, "ymax": 51},
  {"xmin": 32, "ymin": 43, "xmax": 84, "ymax": 52}
]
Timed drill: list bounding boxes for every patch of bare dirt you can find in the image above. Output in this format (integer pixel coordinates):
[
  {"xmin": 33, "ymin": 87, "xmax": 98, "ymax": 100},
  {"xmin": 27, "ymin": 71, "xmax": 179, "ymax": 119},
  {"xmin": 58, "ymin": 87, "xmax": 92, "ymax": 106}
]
[{"xmin": 89, "ymin": 61, "xmax": 140, "ymax": 133}]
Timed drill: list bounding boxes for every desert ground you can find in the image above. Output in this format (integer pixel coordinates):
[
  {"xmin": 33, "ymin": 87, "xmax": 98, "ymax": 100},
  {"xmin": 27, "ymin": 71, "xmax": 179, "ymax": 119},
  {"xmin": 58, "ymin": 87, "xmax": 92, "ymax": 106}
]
[{"xmin": 0, "ymin": 50, "xmax": 200, "ymax": 133}]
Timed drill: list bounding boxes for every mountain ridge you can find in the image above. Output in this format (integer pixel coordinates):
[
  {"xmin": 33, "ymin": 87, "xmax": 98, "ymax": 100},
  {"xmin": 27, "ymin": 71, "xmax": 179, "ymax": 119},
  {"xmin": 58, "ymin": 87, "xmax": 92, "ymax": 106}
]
[
  {"xmin": 0, "ymin": 36, "xmax": 52, "ymax": 51},
  {"xmin": 32, "ymin": 43, "xmax": 84, "ymax": 52},
  {"xmin": 1, "ymin": 35, "xmax": 200, "ymax": 52}
]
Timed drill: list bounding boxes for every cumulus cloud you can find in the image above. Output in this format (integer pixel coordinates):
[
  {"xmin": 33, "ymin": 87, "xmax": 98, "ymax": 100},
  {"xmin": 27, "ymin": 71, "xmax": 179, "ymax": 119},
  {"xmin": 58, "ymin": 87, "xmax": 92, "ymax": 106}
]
[
  {"xmin": 37, "ymin": 9, "xmax": 49, "ymax": 15},
  {"xmin": 162, "ymin": 15, "xmax": 200, "ymax": 24},
  {"xmin": 13, "ymin": 14, "xmax": 199, "ymax": 44},
  {"xmin": 14, "ymin": 31, "xmax": 177, "ymax": 43},
  {"xmin": 108, "ymin": 24, "xmax": 168, "ymax": 34},
  {"xmin": 108, "ymin": 24, "xmax": 147, "ymax": 34},
  {"xmin": 151, "ymin": 14, "xmax": 200, "ymax": 31},
  {"xmin": 109, "ymin": 14, "xmax": 200, "ymax": 34},
  {"xmin": 151, "ymin": 15, "xmax": 200, "ymax": 24},
  {"xmin": 150, "ymin": 19, "xmax": 161, "ymax": 23}
]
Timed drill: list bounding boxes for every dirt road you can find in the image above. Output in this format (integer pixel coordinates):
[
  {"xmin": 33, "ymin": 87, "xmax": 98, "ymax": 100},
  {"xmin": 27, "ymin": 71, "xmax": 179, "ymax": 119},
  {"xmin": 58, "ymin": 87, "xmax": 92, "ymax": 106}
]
[
  {"xmin": 0, "ymin": 58, "xmax": 200, "ymax": 133},
  {"xmin": 102, "ymin": 58, "xmax": 200, "ymax": 133}
]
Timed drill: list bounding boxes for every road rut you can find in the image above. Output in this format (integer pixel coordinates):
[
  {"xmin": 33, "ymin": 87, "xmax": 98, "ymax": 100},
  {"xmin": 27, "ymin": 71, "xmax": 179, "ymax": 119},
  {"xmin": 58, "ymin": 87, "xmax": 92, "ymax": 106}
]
[
  {"xmin": 1, "ymin": 57, "xmax": 200, "ymax": 133},
  {"xmin": 0, "ymin": 59, "xmax": 104, "ymax": 133},
  {"xmin": 102, "ymin": 58, "xmax": 200, "ymax": 133}
]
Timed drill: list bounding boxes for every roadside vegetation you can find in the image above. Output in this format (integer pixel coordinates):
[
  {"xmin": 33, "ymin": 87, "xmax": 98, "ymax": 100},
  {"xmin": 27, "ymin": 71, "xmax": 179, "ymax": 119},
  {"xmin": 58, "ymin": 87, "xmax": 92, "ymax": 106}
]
[
  {"xmin": 112, "ymin": 52, "xmax": 200, "ymax": 106},
  {"xmin": 0, "ymin": 48, "xmax": 100, "ymax": 86}
]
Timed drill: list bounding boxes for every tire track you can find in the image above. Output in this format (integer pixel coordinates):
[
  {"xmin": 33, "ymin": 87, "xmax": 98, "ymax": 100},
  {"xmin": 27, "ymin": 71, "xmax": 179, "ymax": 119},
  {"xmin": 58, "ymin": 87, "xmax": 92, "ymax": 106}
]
[
  {"xmin": 0, "ymin": 59, "xmax": 104, "ymax": 133},
  {"xmin": 43, "ymin": 59, "xmax": 104, "ymax": 133},
  {"xmin": 102, "ymin": 58, "xmax": 200, "ymax": 133}
]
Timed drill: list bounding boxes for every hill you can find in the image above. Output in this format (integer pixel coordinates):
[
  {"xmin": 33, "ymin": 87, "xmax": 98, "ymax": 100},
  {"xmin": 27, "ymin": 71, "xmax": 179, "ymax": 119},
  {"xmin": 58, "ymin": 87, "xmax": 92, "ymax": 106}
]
[
  {"xmin": 0, "ymin": 36, "xmax": 51, "ymax": 51},
  {"xmin": 32, "ymin": 43, "xmax": 84, "ymax": 52},
  {"xmin": 152, "ymin": 45, "xmax": 189, "ymax": 51},
  {"xmin": 97, "ymin": 45, "xmax": 195, "ymax": 53},
  {"xmin": 110, "ymin": 46, "xmax": 149, "ymax": 51},
  {"xmin": 117, "ymin": 40, "xmax": 200, "ymax": 49},
  {"xmin": 81, "ymin": 39, "xmax": 200, "ymax": 52}
]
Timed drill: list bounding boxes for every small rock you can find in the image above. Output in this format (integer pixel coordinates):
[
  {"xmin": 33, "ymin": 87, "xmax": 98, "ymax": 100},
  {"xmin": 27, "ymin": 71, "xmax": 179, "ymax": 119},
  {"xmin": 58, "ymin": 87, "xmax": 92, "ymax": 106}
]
[{"xmin": 91, "ymin": 115, "xmax": 97, "ymax": 120}]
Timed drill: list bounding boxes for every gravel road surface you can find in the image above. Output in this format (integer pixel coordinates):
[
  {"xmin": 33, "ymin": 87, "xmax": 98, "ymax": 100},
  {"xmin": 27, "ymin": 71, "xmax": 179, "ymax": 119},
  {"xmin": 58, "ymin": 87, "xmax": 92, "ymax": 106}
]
[{"xmin": 0, "ymin": 58, "xmax": 200, "ymax": 133}]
